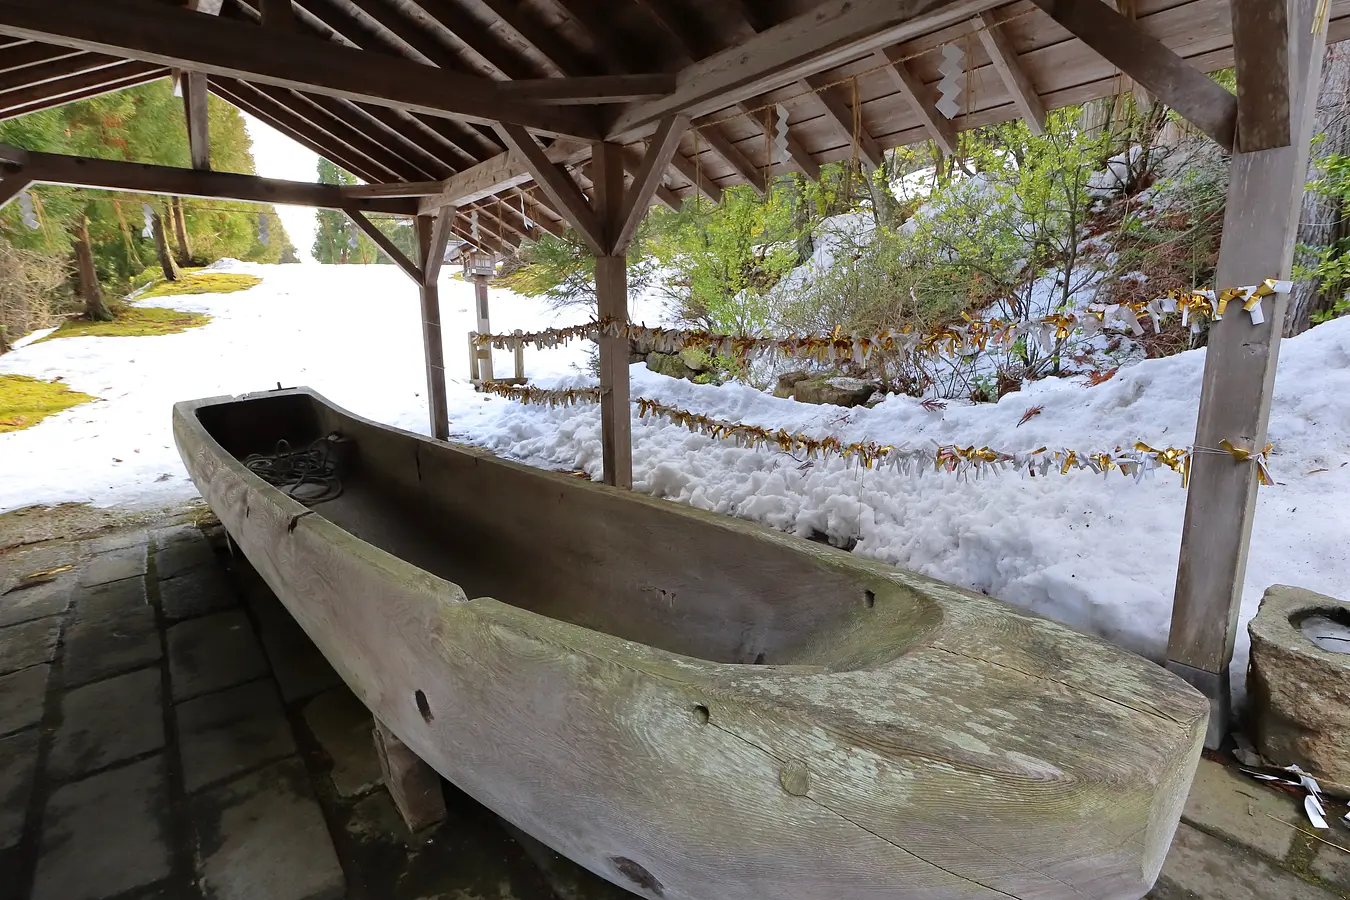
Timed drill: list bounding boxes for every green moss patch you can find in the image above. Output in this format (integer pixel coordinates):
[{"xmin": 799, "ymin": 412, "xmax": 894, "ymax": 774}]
[
  {"xmin": 40, "ymin": 305, "xmax": 211, "ymax": 341},
  {"xmin": 0, "ymin": 375, "xmax": 96, "ymax": 433},
  {"xmin": 138, "ymin": 271, "xmax": 261, "ymax": 298}
]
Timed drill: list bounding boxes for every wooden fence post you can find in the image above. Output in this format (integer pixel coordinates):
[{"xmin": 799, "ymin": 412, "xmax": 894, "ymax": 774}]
[
  {"xmin": 513, "ymin": 329, "xmax": 525, "ymax": 381},
  {"xmin": 1167, "ymin": 0, "xmax": 1326, "ymax": 746}
]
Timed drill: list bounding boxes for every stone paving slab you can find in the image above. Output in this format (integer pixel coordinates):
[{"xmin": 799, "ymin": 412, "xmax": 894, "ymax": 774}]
[
  {"xmin": 48, "ymin": 668, "xmax": 164, "ymax": 781},
  {"xmin": 192, "ymin": 758, "xmax": 345, "ymax": 900},
  {"xmin": 0, "ymin": 580, "xmax": 74, "ymax": 629},
  {"xmin": 177, "ymin": 678, "xmax": 296, "ymax": 793},
  {"xmin": 0, "ymin": 617, "xmax": 61, "ymax": 678},
  {"xmin": 303, "ymin": 687, "xmax": 383, "ymax": 798},
  {"xmin": 83, "ymin": 530, "xmax": 149, "ymax": 556},
  {"xmin": 0, "ymin": 664, "xmax": 49, "ymax": 737},
  {"xmin": 1148, "ymin": 824, "xmax": 1336, "ymax": 900},
  {"xmin": 167, "ymin": 609, "xmax": 269, "ymax": 702},
  {"xmin": 1183, "ymin": 757, "xmax": 1305, "ymax": 861},
  {"xmin": 248, "ymin": 591, "xmax": 339, "ymax": 702},
  {"xmin": 152, "ymin": 527, "xmax": 216, "ymax": 582},
  {"xmin": 159, "ymin": 567, "xmax": 237, "ymax": 622},
  {"xmin": 32, "ymin": 756, "xmax": 172, "ymax": 900},
  {"xmin": 78, "ymin": 546, "xmax": 147, "ymax": 588},
  {"xmin": 62, "ymin": 606, "xmax": 159, "ymax": 688},
  {"xmin": 0, "ymin": 729, "xmax": 39, "ymax": 849},
  {"xmin": 70, "ymin": 577, "xmax": 147, "ymax": 624}
]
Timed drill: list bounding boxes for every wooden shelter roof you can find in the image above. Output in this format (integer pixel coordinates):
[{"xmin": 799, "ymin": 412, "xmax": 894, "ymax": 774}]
[{"xmin": 2, "ymin": 0, "xmax": 1349, "ymax": 250}]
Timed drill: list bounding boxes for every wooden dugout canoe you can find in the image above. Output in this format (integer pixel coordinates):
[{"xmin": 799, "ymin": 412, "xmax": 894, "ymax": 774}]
[{"xmin": 174, "ymin": 387, "xmax": 1207, "ymax": 900}]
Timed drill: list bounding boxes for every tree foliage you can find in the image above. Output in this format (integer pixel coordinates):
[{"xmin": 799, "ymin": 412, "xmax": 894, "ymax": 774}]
[{"xmin": 311, "ymin": 159, "xmax": 416, "ymax": 265}]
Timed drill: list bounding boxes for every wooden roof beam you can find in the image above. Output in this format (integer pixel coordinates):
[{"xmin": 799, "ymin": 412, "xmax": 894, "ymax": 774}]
[
  {"xmin": 0, "ymin": 172, "xmax": 31, "ymax": 211},
  {"xmin": 498, "ymin": 74, "xmax": 676, "ymax": 105},
  {"xmin": 416, "ymin": 138, "xmax": 588, "ymax": 212},
  {"xmin": 342, "ymin": 180, "xmax": 450, "ymax": 199},
  {"xmin": 975, "ymin": 11, "xmax": 1045, "ymax": 136},
  {"xmin": 471, "ymin": 0, "xmax": 591, "ymax": 77},
  {"xmin": 1230, "ymin": 0, "xmax": 1290, "ymax": 151},
  {"xmin": 0, "ymin": 0, "xmax": 601, "ymax": 139},
  {"xmin": 802, "ymin": 75, "xmax": 884, "ymax": 171},
  {"xmin": 409, "ymin": 0, "xmax": 543, "ymax": 81},
  {"xmin": 619, "ymin": 147, "xmax": 680, "ymax": 210},
  {"xmin": 0, "ymin": 65, "xmax": 165, "ymax": 121},
  {"xmin": 612, "ymin": 115, "xmax": 687, "ymax": 251},
  {"xmin": 183, "ymin": 71, "xmax": 211, "ymax": 170},
  {"xmin": 0, "ymin": 141, "xmax": 27, "ymax": 165},
  {"xmin": 1028, "ymin": 0, "xmax": 1236, "ymax": 150},
  {"xmin": 698, "ymin": 124, "xmax": 765, "ymax": 196},
  {"xmin": 494, "ymin": 122, "xmax": 604, "ymax": 253},
  {"xmin": 16, "ymin": 147, "xmax": 419, "ymax": 213},
  {"xmin": 0, "ymin": 52, "xmax": 124, "ymax": 94},
  {"xmin": 260, "ymin": 0, "xmax": 298, "ymax": 31},
  {"xmin": 665, "ymin": 145, "xmax": 722, "ymax": 203},
  {"xmin": 347, "ymin": 209, "xmax": 423, "ymax": 284},
  {"xmin": 266, "ymin": 88, "xmax": 439, "ymax": 180},
  {"xmin": 0, "ymin": 42, "xmax": 84, "ymax": 75},
  {"xmin": 874, "ymin": 47, "xmax": 956, "ymax": 156},
  {"xmin": 460, "ymin": 199, "xmax": 535, "ymax": 242},
  {"xmin": 0, "ymin": 59, "xmax": 161, "ymax": 113},
  {"xmin": 607, "ymin": 0, "xmax": 990, "ymax": 140}
]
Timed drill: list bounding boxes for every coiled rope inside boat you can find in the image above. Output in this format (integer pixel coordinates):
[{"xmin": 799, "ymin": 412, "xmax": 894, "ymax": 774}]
[{"xmin": 243, "ymin": 438, "xmax": 343, "ymax": 505}]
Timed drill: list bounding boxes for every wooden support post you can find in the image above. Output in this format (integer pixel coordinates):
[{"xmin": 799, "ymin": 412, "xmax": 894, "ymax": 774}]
[
  {"xmin": 372, "ymin": 719, "xmax": 446, "ymax": 833},
  {"xmin": 467, "ymin": 331, "xmax": 480, "ymax": 381},
  {"xmin": 595, "ymin": 253, "xmax": 631, "ymax": 488},
  {"xmin": 473, "ymin": 273, "xmax": 494, "ymax": 382},
  {"xmin": 1167, "ymin": 0, "xmax": 1325, "ymax": 747},
  {"xmin": 513, "ymin": 328, "xmax": 525, "ymax": 381},
  {"xmin": 416, "ymin": 213, "xmax": 451, "ymax": 440},
  {"xmin": 183, "ymin": 71, "xmax": 210, "ymax": 170}
]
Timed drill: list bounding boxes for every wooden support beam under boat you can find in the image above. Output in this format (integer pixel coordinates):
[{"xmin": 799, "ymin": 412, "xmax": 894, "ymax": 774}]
[
  {"xmin": 347, "ymin": 209, "xmax": 423, "ymax": 286},
  {"xmin": 1028, "ymin": 0, "xmax": 1237, "ymax": 150},
  {"xmin": 1168, "ymin": 0, "xmax": 1326, "ymax": 747},
  {"xmin": 16, "ymin": 148, "xmax": 418, "ymax": 214},
  {"xmin": 1230, "ymin": 0, "xmax": 1291, "ymax": 151},
  {"xmin": 974, "ymin": 11, "xmax": 1046, "ymax": 136},
  {"xmin": 416, "ymin": 212, "xmax": 452, "ymax": 441},
  {"xmin": 0, "ymin": 0, "xmax": 600, "ymax": 139},
  {"xmin": 183, "ymin": 71, "xmax": 211, "ymax": 170}
]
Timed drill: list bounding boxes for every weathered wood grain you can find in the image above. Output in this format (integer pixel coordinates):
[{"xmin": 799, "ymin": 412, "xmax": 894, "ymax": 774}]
[{"xmin": 174, "ymin": 388, "xmax": 1208, "ymax": 900}]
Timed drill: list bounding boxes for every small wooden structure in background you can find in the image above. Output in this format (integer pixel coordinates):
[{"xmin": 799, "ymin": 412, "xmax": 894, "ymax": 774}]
[{"xmin": 0, "ymin": 0, "xmax": 1342, "ymax": 743}]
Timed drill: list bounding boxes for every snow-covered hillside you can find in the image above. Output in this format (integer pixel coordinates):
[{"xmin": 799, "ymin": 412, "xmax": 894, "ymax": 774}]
[{"xmin": 2, "ymin": 261, "xmax": 1347, "ymax": 695}]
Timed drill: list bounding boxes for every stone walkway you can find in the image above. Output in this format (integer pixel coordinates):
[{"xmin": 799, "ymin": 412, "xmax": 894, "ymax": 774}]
[{"xmin": 2, "ymin": 505, "xmax": 1349, "ymax": 900}]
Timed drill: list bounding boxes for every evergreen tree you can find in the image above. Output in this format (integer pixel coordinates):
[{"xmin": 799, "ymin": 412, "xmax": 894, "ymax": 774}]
[{"xmin": 311, "ymin": 158, "xmax": 415, "ymax": 264}]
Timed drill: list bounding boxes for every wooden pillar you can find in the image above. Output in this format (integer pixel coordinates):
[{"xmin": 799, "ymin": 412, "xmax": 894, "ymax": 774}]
[
  {"xmin": 473, "ymin": 273, "xmax": 494, "ymax": 382},
  {"xmin": 416, "ymin": 213, "xmax": 451, "ymax": 441},
  {"xmin": 372, "ymin": 719, "xmax": 446, "ymax": 833},
  {"xmin": 513, "ymin": 328, "xmax": 525, "ymax": 381},
  {"xmin": 1167, "ymin": 0, "xmax": 1326, "ymax": 746}
]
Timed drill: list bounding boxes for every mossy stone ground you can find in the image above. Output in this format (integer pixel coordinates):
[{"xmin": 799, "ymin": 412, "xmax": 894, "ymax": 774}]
[
  {"xmin": 0, "ymin": 375, "xmax": 96, "ymax": 433},
  {"xmin": 37, "ymin": 272, "xmax": 261, "ymax": 343}
]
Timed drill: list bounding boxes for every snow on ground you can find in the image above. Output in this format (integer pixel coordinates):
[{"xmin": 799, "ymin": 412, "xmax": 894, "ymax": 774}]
[{"xmin": 2, "ymin": 262, "xmax": 1348, "ymax": 695}]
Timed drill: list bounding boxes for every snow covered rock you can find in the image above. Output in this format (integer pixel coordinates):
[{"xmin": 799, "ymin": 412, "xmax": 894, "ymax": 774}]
[{"xmin": 777, "ymin": 373, "xmax": 876, "ymax": 407}]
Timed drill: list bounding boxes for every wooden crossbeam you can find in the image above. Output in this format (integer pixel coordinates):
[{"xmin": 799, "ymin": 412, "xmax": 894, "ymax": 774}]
[
  {"xmin": 0, "ymin": 65, "xmax": 165, "ymax": 121},
  {"xmin": 1230, "ymin": 0, "xmax": 1291, "ymax": 151},
  {"xmin": 18, "ymin": 148, "xmax": 418, "ymax": 213},
  {"xmin": 462, "ymin": 199, "xmax": 534, "ymax": 242},
  {"xmin": 0, "ymin": 60, "xmax": 163, "ymax": 116},
  {"xmin": 183, "ymin": 71, "xmax": 210, "ymax": 170},
  {"xmin": 0, "ymin": 51, "xmax": 124, "ymax": 94},
  {"xmin": 1028, "ymin": 0, "xmax": 1237, "ymax": 150},
  {"xmin": 613, "ymin": 115, "xmax": 687, "ymax": 253},
  {"xmin": 405, "ymin": 0, "xmax": 536, "ymax": 80},
  {"xmin": 607, "ymin": 0, "xmax": 989, "ymax": 139},
  {"xmin": 0, "ymin": 0, "xmax": 599, "ymax": 138},
  {"xmin": 260, "ymin": 0, "xmax": 297, "ymax": 31},
  {"xmin": 0, "ymin": 140, "xmax": 28, "ymax": 165},
  {"xmin": 666, "ymin": 145, "xmax": 723, "ymax": 202},
  {"xmin": 415, "ymin": 213, "xmax": 451, "ymax": 440},
  {"xmin": 699, "ymin": 124, "xmax": 766, "ymax": 196},
  {"xmin": 975, "ymin": 11, "xmax": 1046, "ymax": 136},
  {"xmin": 619, "ymin": 147, "xmax": 680, "ymax": 210},
  {"xmin": 347, "ymin": 209, "xmax": 422, "ymax": 285},
  {"xmin": 415, "ymin": 139, "xmax": 586, "ymax": 213},
  {"xmin": 0, "ymin": 42, "xmax": 84, "ymax": 75},
  {"xmin": 497, "ymin": 74, "xmax": 676, "ymax": 105},
  {"xmin": 874, "ymin": 47, "xmax": 956, "ymax": 156},
  {"xmin": 493, "ymin": 124, "xmax": 604, "ymax": 252},
  {"xmin": 803, "ymin": 75, "xmax": 884, "ymax": 172},
  {"xmin": 0, "ymin": 174, "xmax": 30, "ymax": 211},
  {"xmin": 342, "ymin": 181, "xmax": 448, "ymax": 199}
]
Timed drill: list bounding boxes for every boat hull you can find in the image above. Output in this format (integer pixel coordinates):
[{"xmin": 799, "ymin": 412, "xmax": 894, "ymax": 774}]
[{"xmin": 174, "ymin": 388, "xmax": 1207, "ymax": 900}]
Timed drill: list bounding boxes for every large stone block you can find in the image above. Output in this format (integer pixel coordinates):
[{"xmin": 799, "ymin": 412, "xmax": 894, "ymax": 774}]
[
  {"xmin": 191, "ymin": 759, "xmax": 344, "ymax": 900},
  {"xmin": 158, "ymin": 567, "xmax": 236, "ymax": 622},
  {"xmin": 49, "ymin": 668, "xmax": 165, "ymax": 780},
  {"xmin": 167, "ymin": 609, "xmax": 268, "ymax": 702},
  {"xmin": 249, "ymin": 592, "xmax": 339, "ymax": 702},
  {"xmin": 0, "ymin": 729, "xmax": 39, "ymax": 849},
  {"xmin": 153, "ymin": 526, "xmax": 217, "ymax": 581},
  {"xmin": 1248, "ymin": 585, "xmax": 1350, "ymax": 791},
  {"xmin": 0, "ymin": 616, "xmax": 61, "ymax": 677},
  {"xmin": 0, "ymin": 578, "xmax": 73, "ymax": 628},
  {"xmin": 0, "ymin": 663, "xmax": 49, "ymax": 737},
  {"xmin": 71, "ymin": 576, "xmax": 148, "ymax": 625},
  {"xmin": 1181, "ymin": 758, "xmax": 1303, "ymax": 861},
  {"xmin": 32, "ymin": 756, "xmax": 172, "ymax": 900},
  {"xmin": 177, "ymin": 679, "xmax": 296, "ymax": 793}
]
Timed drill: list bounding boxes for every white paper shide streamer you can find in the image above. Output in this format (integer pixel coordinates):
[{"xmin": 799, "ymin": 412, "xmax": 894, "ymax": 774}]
[
  {"xmin": 141, "ymin": 203, "xmax": 154, "ymax": 239},
  {"xmin": 935, "ymin": 44, "xmax": 965, "ymax": 120},
  {"xmin": 17, "ymin": 191, "xmax": 39, "ymax": 230}
]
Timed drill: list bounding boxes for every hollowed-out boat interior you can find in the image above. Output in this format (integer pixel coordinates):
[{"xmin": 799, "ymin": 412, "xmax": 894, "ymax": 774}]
[{"xmin": 195, "ymin": 391, "xmax": 938, "ymax": 669}]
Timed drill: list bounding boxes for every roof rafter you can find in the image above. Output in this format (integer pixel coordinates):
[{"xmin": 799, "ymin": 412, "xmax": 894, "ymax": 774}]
[
  {"xmin": 0, "ymin": 65, "xmax": 165, "ymax": 120},
  {"xmin": 470, "ymin": 0, "xmax": 590, "ymax": 77},
  {"xmin": 803, "ymin": 74, "xmax": 884, "ymax": 171},
  {"xmin": 975, "ymin": 10, "xmax": 1045, "ymax": 136},
  {"xmin": 347, "ymin": 208, "xmax": 423, "ymax": 284},
  {"xmin": 874, "ymin": 46, "xmax": 955, "ymax": 155},
  {"xmin": 0, "ymin": 0, "xmax": 601, "ymax": 138},
  {"xmin": 411, "ymin": 0, "xmax": 540, "ymax": 80}
]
